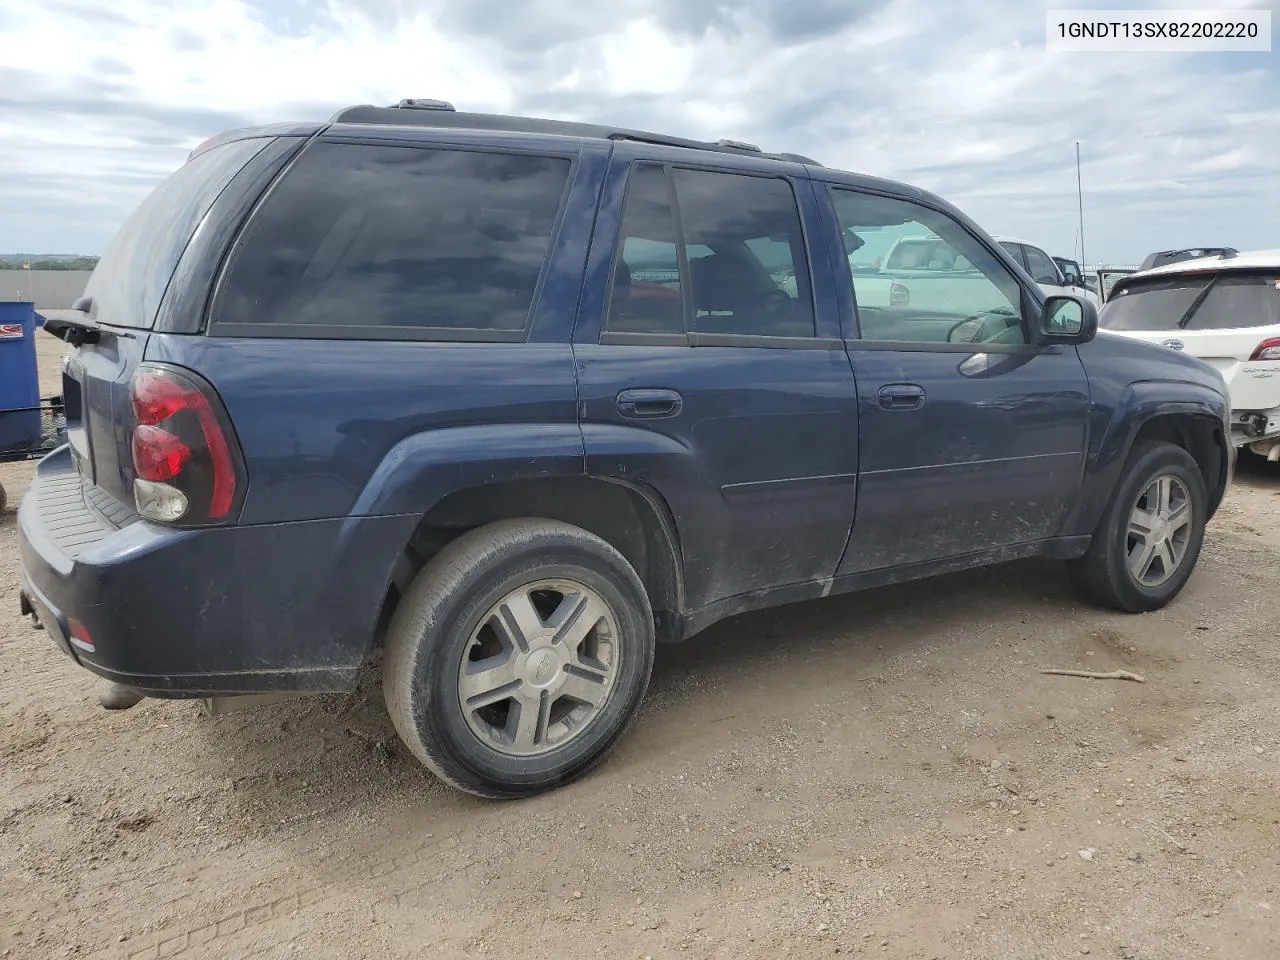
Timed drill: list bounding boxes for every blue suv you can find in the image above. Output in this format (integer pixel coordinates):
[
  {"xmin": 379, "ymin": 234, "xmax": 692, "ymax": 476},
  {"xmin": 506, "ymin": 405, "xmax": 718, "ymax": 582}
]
[{"xmin": 19, "ymin": 100, "xmax": 1233, "ymax": 798}]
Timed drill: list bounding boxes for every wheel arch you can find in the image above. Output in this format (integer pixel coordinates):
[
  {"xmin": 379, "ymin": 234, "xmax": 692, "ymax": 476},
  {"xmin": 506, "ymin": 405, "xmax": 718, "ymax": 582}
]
[
  {"xmin": 1131, "ymin": 413, "xmax": 1229, "ymax": 518},
  {"xmin": 1076, "ymin": 382, "xmax": 1230, "ymax": 534},
  {"xmin": 371, "ymin": 476, "xmax": 686, "ymax": 655}
]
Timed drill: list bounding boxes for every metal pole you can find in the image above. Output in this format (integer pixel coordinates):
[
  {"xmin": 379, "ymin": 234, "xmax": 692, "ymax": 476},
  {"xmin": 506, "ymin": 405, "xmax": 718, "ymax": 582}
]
[{"xmin": 1076, "ymin": 142, "xmax": 1086, "ymax": 269}]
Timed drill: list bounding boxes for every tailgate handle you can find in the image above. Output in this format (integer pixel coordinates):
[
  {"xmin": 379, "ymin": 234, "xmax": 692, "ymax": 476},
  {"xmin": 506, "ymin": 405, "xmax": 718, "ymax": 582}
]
[{"xmin": 617, "ymin": 389, "xmax": 683, "ymax": 419}]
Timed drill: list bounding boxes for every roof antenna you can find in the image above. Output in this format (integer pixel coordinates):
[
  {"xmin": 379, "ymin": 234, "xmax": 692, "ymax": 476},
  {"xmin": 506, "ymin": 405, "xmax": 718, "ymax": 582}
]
[{"xmin": 1076, "ymin": 141, "xmax": 1086, "ymax": 271}]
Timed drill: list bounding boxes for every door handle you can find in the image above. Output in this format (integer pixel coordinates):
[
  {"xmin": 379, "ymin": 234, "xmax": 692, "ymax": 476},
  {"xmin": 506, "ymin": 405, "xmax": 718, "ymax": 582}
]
[
  {"xmin": 617, "ymin": 388, "xmax": 683, "ymax": 419},
  {"xmin": 877, "ymin": 383, "xmax": 925, "ymax": 411}
]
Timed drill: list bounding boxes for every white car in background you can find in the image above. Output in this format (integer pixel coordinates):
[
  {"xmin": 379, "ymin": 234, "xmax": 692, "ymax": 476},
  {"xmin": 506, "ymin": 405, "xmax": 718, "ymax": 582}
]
[
  {"xmin": 1099, "ymin": 249, "xmax": 1280, "ymax": 458},
  {"xmin": 995, "ymin": 236, "xmax": 1102, "ymax": 309}
]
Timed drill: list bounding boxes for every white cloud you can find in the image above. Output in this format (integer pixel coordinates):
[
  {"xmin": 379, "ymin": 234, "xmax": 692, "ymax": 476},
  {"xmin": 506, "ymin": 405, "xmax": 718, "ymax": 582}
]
[{"xmin": 0, "ymin": 0, "xmax": 1277, "ymax": 264}]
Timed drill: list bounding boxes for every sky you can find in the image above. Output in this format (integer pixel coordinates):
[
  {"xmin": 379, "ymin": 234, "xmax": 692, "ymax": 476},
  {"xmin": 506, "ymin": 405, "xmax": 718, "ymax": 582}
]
[{"xmin": 0, "ymin": 0, "xmax": 1276, "ymax": 265}]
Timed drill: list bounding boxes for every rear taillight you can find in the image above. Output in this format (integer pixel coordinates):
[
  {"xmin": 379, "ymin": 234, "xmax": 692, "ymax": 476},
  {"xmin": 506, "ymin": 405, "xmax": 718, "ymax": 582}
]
[
  {"xmin": 129, "ymin": 365, "xmax": 243, "ymax": 525},
  {"xmin": 890, "ymin": 281, "xmax": 909, "ymax": 307},
  {"xmin": 1249, "ymin": 338, "xmax": 1280, "ymax": 361}
]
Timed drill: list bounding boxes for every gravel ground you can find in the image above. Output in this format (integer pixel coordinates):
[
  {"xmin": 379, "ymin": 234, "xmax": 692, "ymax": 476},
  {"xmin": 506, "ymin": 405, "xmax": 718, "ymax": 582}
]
[{"xmin": 2, "ymin": 335, "xmax": 1279, "ymax": 960}]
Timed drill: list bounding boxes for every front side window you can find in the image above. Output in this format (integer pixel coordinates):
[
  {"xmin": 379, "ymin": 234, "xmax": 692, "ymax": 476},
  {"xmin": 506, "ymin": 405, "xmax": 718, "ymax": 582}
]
[
  {"xmin": 215, "ymin": 142, "xmax": 572, "ymax": 334},
  {"xmin": 1102, "ymin": 272, "xmax": 1280, "ymax": 331},
  {"xmin": 832, "ymin": 190, "xmax": 1026, "ymax": 345}
]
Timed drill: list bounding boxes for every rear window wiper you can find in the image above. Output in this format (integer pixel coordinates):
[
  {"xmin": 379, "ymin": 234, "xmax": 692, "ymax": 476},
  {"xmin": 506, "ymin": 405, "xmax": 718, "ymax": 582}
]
[
  {"xmin": 1175, "ymin": 276, "xmax": 1218, "ymax": 329},
  {"xmin": 39, "ymin": 309, "xmax": 135, "ymax": 345}
]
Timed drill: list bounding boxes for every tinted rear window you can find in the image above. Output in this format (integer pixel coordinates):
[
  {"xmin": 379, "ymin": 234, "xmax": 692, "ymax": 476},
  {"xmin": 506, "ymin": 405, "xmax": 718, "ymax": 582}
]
[
  {"xmin": 213, "ymin": 142, "xmax": 572, "ymax": 336},
  {"xmin": 84, "ymin": 138, "xmax": 269, "ymax": 329},
  {"xmin": 1102, "ymin": 272, "xmax": 1280, "ymax": 331}
]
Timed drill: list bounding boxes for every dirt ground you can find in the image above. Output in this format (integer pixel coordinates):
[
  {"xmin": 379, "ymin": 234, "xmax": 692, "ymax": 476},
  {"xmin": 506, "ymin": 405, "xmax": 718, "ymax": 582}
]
[{"xmin": 2, "ymin": 334, "xmax": 1279, "ymax": 960}]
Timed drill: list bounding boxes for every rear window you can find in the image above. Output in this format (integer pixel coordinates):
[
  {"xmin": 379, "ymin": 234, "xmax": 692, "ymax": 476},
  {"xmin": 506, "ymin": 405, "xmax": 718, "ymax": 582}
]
[
  {"xmin": 885, "ymin": 238, "xmax": 951, "ymax": 270},
  {"xmin": 1101, "ymin": 272, "xmax": 1280, "ymax": 331},
  {"xmin": 84, "ymin": 138, "xmax": 269, "ymax": 329},
  {"xmin": 213, "ymin": 142, "xmax": 572, "ymax": 337}
]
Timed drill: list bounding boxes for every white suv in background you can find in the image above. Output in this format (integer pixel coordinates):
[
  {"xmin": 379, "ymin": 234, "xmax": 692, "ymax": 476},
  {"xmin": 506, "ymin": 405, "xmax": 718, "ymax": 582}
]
[
  {"xmin": 995, "ymin": 236, "xmax": 1102, "ymax": 309},
  {"xmin": 1099, "ymin": 249, "xmax": 1280, "ymax": 458}
]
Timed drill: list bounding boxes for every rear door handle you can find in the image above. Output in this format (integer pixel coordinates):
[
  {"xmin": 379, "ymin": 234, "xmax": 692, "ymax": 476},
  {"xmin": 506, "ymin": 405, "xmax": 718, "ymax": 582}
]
[
  {"xmin": 877, "ymin": 383, "xmax": 926, "ymax": 410},
  {"xmin": 617, "ymin": 388, "xmax": 683, "ymax": 419}
]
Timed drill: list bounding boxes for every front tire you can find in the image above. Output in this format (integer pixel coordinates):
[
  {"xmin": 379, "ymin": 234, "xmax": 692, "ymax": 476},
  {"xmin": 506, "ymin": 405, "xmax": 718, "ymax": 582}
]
[
  {"xmin": 383, "ymin": 519, "xmax": 655, "ymax": 799},
  {"xmin": 1071, "ymin": 440, "xmax": 1207, "ymax": 613}
]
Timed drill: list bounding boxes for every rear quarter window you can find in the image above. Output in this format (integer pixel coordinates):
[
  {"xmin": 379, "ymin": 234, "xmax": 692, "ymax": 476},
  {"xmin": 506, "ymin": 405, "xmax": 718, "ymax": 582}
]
[{"xmin": 211, "ymin": 142, "xmax": 573, "ymax": 339}]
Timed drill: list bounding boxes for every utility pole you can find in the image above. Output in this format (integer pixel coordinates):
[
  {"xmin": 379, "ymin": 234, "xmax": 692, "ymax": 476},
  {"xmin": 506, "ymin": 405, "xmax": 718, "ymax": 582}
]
[{"xmin": 1076, "ymin": 142, "xmax": 1086, "ymax": 269}]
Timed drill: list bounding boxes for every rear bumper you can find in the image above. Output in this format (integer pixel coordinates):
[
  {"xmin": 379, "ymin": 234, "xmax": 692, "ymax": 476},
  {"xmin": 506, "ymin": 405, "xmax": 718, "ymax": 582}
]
[{"xmin": 17, "ymin": 448, "xmax": 416, "ymax": 697}]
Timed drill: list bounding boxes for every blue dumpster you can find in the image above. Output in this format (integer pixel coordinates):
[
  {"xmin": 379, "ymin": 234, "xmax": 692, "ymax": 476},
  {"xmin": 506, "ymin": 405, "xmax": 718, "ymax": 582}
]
[{"xmin": 0, "ymin": 300, "xmax": 42, "ymax": 451}]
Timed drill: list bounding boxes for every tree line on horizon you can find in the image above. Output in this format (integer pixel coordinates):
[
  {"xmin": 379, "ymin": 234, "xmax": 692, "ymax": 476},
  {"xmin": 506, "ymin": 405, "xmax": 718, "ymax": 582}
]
[{"xmin": 0, "ymin": 257, "xmax": 99, "ymax": 271}]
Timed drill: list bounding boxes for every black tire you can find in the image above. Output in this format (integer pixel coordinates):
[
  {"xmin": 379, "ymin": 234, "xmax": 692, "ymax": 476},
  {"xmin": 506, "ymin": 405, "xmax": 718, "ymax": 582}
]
[
  {"xmin": 383, "ymin": 518, "xmax": 655, "ymax": 799},
  {"xmin": 1071, "ymin": 440, "xmax": 1207, "ymax": 613}
]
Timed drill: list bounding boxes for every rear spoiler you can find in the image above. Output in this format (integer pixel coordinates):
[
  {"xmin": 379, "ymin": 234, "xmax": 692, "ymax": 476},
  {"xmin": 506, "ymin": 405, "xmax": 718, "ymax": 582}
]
[{"xmin": 187, "ymin": 122, "xmax": 326, "ymax": 161}]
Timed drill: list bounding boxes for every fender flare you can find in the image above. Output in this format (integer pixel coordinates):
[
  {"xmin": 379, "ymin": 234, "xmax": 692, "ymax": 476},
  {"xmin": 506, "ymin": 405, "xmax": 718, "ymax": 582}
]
[
  {"xmin": 1073, "ymin": 380, "xmax": 1229, "ymax": 534},
  {"xmin": 350, "ymin": 423, "xmax": 586, "ymax": 518}
]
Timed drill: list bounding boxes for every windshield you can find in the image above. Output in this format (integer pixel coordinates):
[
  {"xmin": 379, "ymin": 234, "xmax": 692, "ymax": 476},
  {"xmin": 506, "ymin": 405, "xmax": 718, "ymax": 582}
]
[
  {"xmin": 83, "ymin": 138, "xmax": 268, "ymax": 328},
  {"xmin": 1101, "ymin": 272, "xmax": 1280, "ymax": 331}
]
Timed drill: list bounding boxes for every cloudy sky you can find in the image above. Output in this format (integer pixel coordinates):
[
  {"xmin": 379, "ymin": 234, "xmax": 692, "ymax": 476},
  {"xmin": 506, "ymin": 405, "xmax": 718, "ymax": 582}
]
[{"xmin": 1, "ymin": 0, "xmax": 1276, "ymax": 264}]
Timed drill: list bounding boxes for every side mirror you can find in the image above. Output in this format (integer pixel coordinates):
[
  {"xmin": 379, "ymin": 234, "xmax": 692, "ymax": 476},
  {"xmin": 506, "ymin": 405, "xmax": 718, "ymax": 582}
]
[{"xmin": 1038, "ymin": 294, "xmax": 1097, "ymax": 345}]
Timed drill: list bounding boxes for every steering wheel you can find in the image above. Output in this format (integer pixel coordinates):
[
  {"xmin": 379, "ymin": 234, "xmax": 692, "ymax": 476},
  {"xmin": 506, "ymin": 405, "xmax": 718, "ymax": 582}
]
[
  {"xmin": 946, "ymin": 314, "xmax": 988, "ymax": 343},
  {"xmin": 947, "ymin": 310, "xmax": 1019, "ymax": 344}
]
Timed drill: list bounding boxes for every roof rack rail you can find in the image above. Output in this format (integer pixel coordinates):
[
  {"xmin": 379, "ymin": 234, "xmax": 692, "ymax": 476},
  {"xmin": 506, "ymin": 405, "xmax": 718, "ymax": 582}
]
[
  {"xmin": 327, "ymin": 103, "xmax": 821, "ymax": 166},
  {"xmin": 1220, "ymin": 247, "xmax": 1239, "ymax": 259}
]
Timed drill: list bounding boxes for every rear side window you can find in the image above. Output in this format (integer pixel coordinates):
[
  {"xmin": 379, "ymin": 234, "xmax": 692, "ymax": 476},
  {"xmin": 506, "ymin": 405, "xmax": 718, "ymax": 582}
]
[
  {"xmin": 1022, "ymin": 245, "xmax": 1061, "ymax": 285},
  {"xmin": 214, "ymin": 142, "xmax": 572, "ymax": 337},
  {"xmin": 604, "ymin": 163, "xmax": 816, "ymax": 339},
  {"xmin": 84, "ymin": 138, "xmax": 268, "ymax": 329},
  {"xmin": 1102, "ymin": 273, "xmax": 1280, "ymax": 331},
  {"xmin": 675, "ymin": 168, "xmax": 815, "ymax": 338},
  {"xmin": 998, "ymin": 241, "xmax": 1026, "ymax": 267},
  {"xmin": 606, "ymin": 164, "xmax": 684, "ymax": 335}
]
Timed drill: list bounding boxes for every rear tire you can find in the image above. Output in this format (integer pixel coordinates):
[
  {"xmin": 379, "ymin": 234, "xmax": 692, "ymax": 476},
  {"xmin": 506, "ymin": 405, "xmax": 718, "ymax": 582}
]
[
  {"xmin": 1071, "ymin": 440, "xmax": 1207, "ymax": 613},
  {"xmin": 383, "ymin": 518, "xmax": 655, "ymax": 799}
]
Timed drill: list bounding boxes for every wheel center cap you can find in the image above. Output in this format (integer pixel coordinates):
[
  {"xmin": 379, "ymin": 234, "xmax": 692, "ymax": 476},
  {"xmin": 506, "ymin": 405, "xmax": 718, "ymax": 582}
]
[
  {"xmin": 524, "ymin": 647, "xmax": 563, "ymax": 688},
  {"xmin": 1151, "ymin": 518, "xmax": 1168, "ymax": 541}
]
